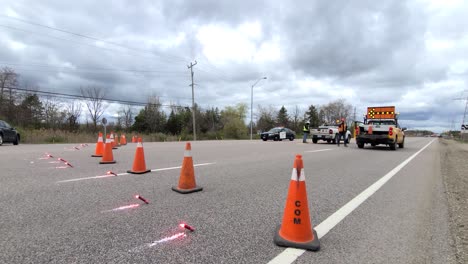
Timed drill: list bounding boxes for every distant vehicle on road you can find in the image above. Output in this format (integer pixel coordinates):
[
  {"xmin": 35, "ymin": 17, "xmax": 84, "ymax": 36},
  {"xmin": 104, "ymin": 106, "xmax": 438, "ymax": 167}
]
[
  {"xmin": 0, "ymin": 120, "xmax": 20, "ymax": 146},
  {"xmin": 311, "ymin": 124, "xmax": 352, "ymax": 144},
  {"xmin": 260, "ymin": 127, "xmax": 295, "ymax": 141}
]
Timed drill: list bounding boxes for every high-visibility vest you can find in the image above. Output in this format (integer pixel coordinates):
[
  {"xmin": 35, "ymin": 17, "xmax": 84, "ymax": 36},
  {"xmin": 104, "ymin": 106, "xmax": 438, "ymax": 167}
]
[
  {"xmin": 339, "ymin": 123, "xmax": 347, "ymax": 133},
  {"xmin": 303, "ymin": 124, "xmax": 309, "ymax": 132}
]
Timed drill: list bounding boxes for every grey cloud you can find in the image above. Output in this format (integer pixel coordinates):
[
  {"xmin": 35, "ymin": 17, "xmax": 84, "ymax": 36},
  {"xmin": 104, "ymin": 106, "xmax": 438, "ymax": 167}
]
[
  {"xmin": 161, "ymin": 0, "xmax": 269, "ymax": 27},
  {"xmin": 280, "ymin": 1, "xmax": 430, "ymax": 84},
  {"xmin": 1, "ymin": 0, "xmax": 467, "ymax": 132}
]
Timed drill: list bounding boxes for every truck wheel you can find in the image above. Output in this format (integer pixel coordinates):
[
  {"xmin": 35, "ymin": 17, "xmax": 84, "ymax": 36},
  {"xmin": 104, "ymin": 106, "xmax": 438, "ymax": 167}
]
[
  {"xmin": 327, "ymin": 139, "xmax": 331, "ymax": 143},
  {"xmin": 274, "ymin": 135, "xmax": 279, "ymax": 141},
  {"xmin": 357, "ymin": 142, "xmax": 364, "ymax": 148},
  {"xmin": 289, "ymin": 136, "xmax": 294, "ymax": 141},
  {"xmin": 389, "ymin": 139, "xmax": 396, "ymax": 150},
  {"xmin": 262, "ymin": 137, "xmax": 267, "ymax": 141},
  {"xmin": 398, "ymin": 137, "xmax": 405, "ymax": 148},
  {"xmin": 371, "ymin": 143, "xmax": 376, "ymax": 147},
  {"xmin": 312, "ymin": 138, "xmax": 318, "ymax": 144}
]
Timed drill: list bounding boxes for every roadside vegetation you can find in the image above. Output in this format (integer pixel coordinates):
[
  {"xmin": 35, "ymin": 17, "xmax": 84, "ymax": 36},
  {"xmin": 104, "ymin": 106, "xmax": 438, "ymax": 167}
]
[{"xmin": 0, "ymin": 67, "xmax": 436, "ymax": 144}]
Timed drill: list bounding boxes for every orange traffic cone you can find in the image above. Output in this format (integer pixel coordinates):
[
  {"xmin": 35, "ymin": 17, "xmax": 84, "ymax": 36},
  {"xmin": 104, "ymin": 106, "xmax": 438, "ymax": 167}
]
[
  {"xmin": 91, "ymin": 132, "xmax": 104, "ymax": 157},
  {"xmin": 368, "ymin": 125, "xmax": 373, "ymax": 134},
  {"xmin": 127, "ymin": 137, "xmax": 151, "ymax": 174},
  {"xmin": 132, "ymin": 135, "xmax": 136, "ymax": 143},
  {"xmin": 172, "ymin": 142, "xmax": 203, "ymax": 194},
  {"xmin": 99, "ymin": 135, "xmax": 116, "ymax": 164},
  {"xmin": 110, "ymin": 133, "xmax": 118, "ymax": 149},
  {"xmin": 120, "ymin": 134, "xmax": 127, "ymax": 145},
  {"xmin": 274, "ymin": 154, "xmax": 320, "ymax": 251}
]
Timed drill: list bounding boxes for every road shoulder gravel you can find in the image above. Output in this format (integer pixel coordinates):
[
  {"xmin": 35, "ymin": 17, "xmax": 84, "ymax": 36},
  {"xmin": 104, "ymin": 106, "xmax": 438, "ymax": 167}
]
[{"xmin": 440, "ymin": 139, "xmax": 468, "ymax": 264}]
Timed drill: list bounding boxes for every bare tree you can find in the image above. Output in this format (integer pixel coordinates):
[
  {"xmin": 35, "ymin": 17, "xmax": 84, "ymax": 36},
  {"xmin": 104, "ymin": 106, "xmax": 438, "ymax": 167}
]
[
  {"xmin": 292, "ymin": 105, "xmax": 303, "ymax": 132},
  {"xmin": 144, "ymin": 95, "xmax": 166, "ymax": 133},
  {"xmin": 0, "ymin": 67, "xmax": 19, "ymax": 119},
  {"xmin": 80, "ymin": 86, "xmax": 106, "ymax": 132},
  {"xmin": 319, "ymin": 99, "xmax": 352, "ymax": 125},
  {"xmin": 42, "ymin": 97, "xmax": 64, "ymax": 130},
  {"xmin": 256, "ymin": 105, "xmax": 276, "ymax": 132},
  {"xmin": 65, "ymin": 100, "xmax": 82, "ymax": 131},
  {"xmin": 120, "ymin": 105, "xmax": 134, "ymax": 131}
]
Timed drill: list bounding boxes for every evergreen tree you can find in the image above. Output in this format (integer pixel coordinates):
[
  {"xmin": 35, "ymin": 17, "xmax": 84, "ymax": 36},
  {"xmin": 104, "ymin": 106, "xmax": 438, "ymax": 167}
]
[
  {"xmin": 276, "ymin": 106, "xmax": 290, "ymax": 127},
  {"xmin": 132, "ymin": 108, "xmax": 148, "ymax": 132},
  {"xmin": 305, "ymin": 105, "xmax": 320, "ymax": 127},
  {"xmin": 166, "ymin": 109, "xmax": 182, "ymax": 135},
  {"xmin": 18, "ymin": 94, "xmax": 43, "ymax": 128}
]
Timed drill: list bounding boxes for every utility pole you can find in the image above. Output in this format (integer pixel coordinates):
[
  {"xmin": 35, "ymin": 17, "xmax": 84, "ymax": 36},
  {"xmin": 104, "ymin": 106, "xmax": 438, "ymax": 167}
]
[
  {"xmin": 353, "ymin": 106, "xmax": 356, "ymax": 138},
  {"xmin": 455, "ymin": 92, "xmax": 468, "ymax": 123},
  {"xmin": 188, "ymin": 61, "xmax": 197, "ymax": 141},
  {"xmin": 353, "ymin": 106, "xmax": 356, "ymax": 122},
  {"xmin": 250, "ymin": 77, "xmax": 267, "ymax": 140}
]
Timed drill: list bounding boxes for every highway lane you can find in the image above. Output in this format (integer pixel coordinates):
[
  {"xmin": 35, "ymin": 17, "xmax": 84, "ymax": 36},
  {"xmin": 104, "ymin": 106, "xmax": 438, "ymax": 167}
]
[{"xmin": 0, "ymin": 137, "xmax": 455, "ymax": 263}]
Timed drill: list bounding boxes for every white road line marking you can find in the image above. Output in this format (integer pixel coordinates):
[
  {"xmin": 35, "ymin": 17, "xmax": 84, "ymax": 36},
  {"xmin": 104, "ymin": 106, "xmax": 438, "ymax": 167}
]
[
  {"xmin": 102, "ymin": 203, "xmax": 140, "ymax": 213},
  {"xmin": 267, "ymin": 139, "xmax": 436, "ymax": 264},
  {"xmin": 56, "ymin": 162, "xmax": 216, "ymax": 183},
  {"xmin": 130, "ymin": 232, "xmax": 187, "ymax": 253},
  {"xmin": 304, "ymin": 149, "xmax": 333, "ymax": 153},
  {"xmin": 150, "ymin": 162, "xmax": 214, "ymax": 172},
  {"xmin": 56, "ymin": 174, "xmax": 125, "ymax": 183}
]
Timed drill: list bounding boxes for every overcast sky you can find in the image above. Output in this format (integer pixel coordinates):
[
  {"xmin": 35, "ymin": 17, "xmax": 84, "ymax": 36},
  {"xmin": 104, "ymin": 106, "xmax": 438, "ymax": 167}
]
[{"xmin": 1, "ymin": 0, "xmax": 468, "ymax": 132}]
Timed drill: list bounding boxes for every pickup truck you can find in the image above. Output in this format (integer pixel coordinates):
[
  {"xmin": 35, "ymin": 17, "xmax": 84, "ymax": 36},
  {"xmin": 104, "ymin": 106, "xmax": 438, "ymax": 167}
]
[
  {"xmin": 311, "ymin": 125, "xmax": 351, "ymax": 144},
  {"xmin": 356, "ymin": 106, "xmax": 406, "ymax": 150}
]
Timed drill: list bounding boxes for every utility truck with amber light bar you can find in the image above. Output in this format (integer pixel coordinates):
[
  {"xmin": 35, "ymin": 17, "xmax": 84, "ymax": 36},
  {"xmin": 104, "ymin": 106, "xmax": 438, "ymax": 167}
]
[{"xmin": 356, "ymin": 106, "xmax": 406, "ymax": 150}]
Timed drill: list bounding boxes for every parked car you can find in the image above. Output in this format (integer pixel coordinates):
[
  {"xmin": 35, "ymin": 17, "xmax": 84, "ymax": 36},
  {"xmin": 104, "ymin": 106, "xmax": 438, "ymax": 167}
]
[
  {"xmin": 0, "ymin": 120, "xmax": 20, "ymax": 145},
  {"xmin": 260, "ymin": 127, "xmax": 295, "ymax": 141}
]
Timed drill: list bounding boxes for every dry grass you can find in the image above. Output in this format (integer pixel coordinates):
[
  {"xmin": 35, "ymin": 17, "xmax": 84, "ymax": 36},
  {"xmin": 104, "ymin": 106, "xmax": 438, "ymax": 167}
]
[
  {"xmin": 18, "ymin": 129, "xmax": 230, "ymax": 144},
  {"xmin": 19, "ymin": 129, "xmax": 96, "ymax": 144}
]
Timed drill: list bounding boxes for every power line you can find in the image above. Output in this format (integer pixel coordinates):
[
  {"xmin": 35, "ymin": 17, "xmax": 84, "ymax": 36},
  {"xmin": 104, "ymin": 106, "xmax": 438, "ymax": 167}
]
[
  {"xmin": 0, "ymin": 24, "xmax": 132, "ymax": 55},
  {"xmin": 0, "ymin": 24, "xmax": 240, "ymax": 83},
  {"xmin": 0, "ymin": 62, "xmax": 187, "ymax": 74},
  {"xmin": 0, "ymin": 21, "xmax": 250, "ymax": 87},
  {"xmin": 0, "ymin": 24, "xmax": 188, "ymax": 66},
  {"xmin": 0, "ymin": 15, "xmax": 189, "ymax": 63},
  {"xmin": 196, "ymin": 60, "xmax": 236, "ymax": 82},
  {"xmin": 197, "ymin": 67, "xmax": 235, "ymax": 83},
  {"xmin": 4, "ymin": 86, "xmax": 193, "ymax": 109},
  {"xmin": 4, "ymin": 67, "xmax": 188, "ymax": 77},
  {"xmin": 197, "ymin": 52, "xmax": 236, "ymax": 80}
]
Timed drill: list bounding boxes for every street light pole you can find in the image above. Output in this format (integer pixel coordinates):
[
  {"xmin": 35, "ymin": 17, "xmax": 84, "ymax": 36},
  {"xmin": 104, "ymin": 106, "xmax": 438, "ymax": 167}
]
[{"xmin": 250, "ymin": 77, "xmax": 267, "ymax": 140}]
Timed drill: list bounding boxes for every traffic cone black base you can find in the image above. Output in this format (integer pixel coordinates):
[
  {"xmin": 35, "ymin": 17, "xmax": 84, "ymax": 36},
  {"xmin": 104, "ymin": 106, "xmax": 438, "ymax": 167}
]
[
  {"xmin": 99, "ymin": 160, "xmax": 116, "ymax": 164},
  {"xmin": 274, "ymin": 226, "xmax": 320, "ymax": 251},
  {"xmin": 91, "ymin": 154, "xmax": 103, "ymax": 157},
  {"xmin": 171, "ymin": 186, "xmax": 203, "ymax": 194},
  {"xmin": 127, "ymin": 169, "xmax": 151, "ymax": 174}
]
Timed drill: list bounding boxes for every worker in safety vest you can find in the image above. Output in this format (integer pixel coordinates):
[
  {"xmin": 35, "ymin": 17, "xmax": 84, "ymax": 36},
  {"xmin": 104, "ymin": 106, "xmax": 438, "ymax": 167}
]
[
  {"xmin": 337, "ymin": 117, "xmax": 348, "ymax": 147},
  {"xmin": 303, "ymin": 121, "xmax": 310, "ymax": 143}
]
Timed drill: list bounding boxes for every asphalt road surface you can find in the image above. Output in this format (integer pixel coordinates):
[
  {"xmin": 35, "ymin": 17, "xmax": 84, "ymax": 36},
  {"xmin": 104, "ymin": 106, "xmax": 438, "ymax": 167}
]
[{"xmin": 0, "ymin": 137, "xmax": 456, "ymax": 263}]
